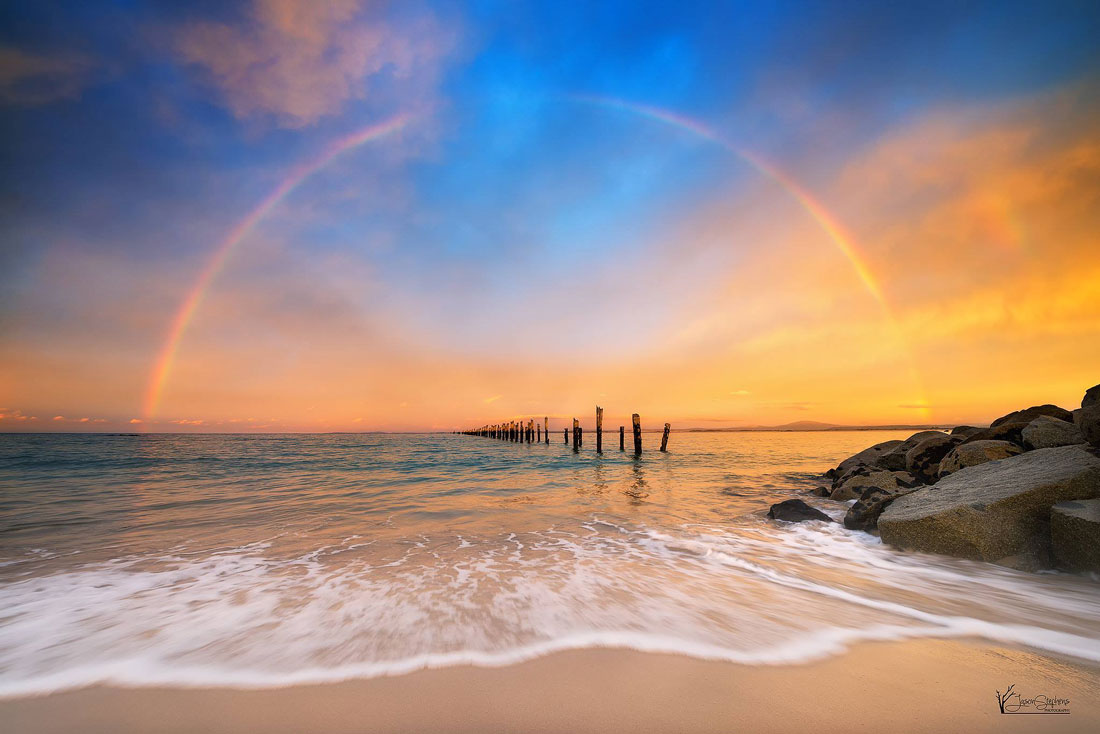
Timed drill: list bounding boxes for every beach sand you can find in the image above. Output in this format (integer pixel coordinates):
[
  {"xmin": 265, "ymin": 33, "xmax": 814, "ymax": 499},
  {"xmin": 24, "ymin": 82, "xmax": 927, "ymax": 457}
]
[{"xmin": 3, "ymin": 640, "xmax": 1097, "ymax": 733}]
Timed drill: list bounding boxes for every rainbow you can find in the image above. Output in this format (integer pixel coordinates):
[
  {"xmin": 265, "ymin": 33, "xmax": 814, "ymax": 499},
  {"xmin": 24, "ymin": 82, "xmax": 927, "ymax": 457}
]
[
  {"xmin": 142, "ymin": 114, "xmax": 411, "ymax": 420},
  {"xmin": 571, "ymin": 94, "xmax": 928, "ymax": 411}
]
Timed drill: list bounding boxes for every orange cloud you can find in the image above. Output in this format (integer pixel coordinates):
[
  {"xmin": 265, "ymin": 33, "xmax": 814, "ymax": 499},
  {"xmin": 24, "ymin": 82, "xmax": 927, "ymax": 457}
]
[
  {"xmin": 0, "ymin": 45, "xmax": 95, "ymax": 106},
  {"xmin": 174, "ymin": 0, "xmax": 452, "ymax": 127}
]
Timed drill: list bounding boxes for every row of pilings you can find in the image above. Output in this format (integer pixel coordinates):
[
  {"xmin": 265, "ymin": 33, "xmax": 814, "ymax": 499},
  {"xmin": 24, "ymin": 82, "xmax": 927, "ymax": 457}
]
[{"xmin": 456, "ymin": 406, "xmax": 670, "ymax": 454}]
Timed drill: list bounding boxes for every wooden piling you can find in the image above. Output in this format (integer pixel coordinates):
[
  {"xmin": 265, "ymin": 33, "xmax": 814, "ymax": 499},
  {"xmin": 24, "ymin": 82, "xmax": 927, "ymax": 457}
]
[
  {"xmin": 632, "ymin": 413, "xmax": 642, "ymax": 455},
  {"xmin": 660, "ymin": 423, "xmax": 671, "ymax": 452},
  {"xmin": 537, "ymin": 423, "xmax": 541, "ymax": 443},
  {"xmin": 596, "ymin": 406, "xmax": 603, "ymax": 453},
  {"xmin": 572, "ymin": 418, "xmax": 580, "ymax": 451},
  {"xmin": 619, "ymin": 426, "xmax": 625, "ymax": 451},
  {"xmin": 563, "ymin": 428, "xmax": 568, "ymax": 444},
  {"xmin": 544, "ymin": 416, "xmax": 549, "ymax": 444}
]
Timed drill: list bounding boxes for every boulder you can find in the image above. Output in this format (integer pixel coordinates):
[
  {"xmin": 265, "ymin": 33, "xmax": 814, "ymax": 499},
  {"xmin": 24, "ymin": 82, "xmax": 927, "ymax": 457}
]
[
  {"xmin": 1022, "ymin": 415, "xmax": 1085, "ymax": 450},
  {"xmin": 808, "ymin": 486, "xmax": 831, "ymax": 498},
  {"xmin": 1051, "ymin": 499, "xmax": 1100, "ymax": 572},
  {"xmin": 990, "ymin": 404, "xmax": 1073, "ymax": 427},
  {"xmin": 1083, "ymin": 384, "xmax": 1100, "ymax": 410},
  {"xmin": 959, "ymin": 422, "xmax": 1028, "ymax": 448},
  {"xmin": 830, "ymin": 440, "xmax": 904, "ymax": 484},
  {"xmin": 844, "ymin": 488, "xmax": 914, "ymax": 532},
  {"xmin": 938, "ymin": 440, "xmax": 1023, "ymax": 478},
  {"xmin": 768, "ymin": 499, "xmax": 833, "ymax": 523},
  {"xmin": 830, "ymin": 470, "xmax": 920, "ymax": 501},
  {"xmin": 905, "ymin": 433, "xmax": 965, "ymax": 483},
  {"xmin": 950, "ymin": 426, "xmax": 985, "ymax": 439},
  {"xmin": 878, "ymin": 445, "xmax": 1100, "ymax": 570},
  {"xmin": 877, "ymin": 431, "xmax": 947, "ymax": 471},
  {"xmin": 1076, "ymin": 404, "xmax": 1100, "ymax": 448}
]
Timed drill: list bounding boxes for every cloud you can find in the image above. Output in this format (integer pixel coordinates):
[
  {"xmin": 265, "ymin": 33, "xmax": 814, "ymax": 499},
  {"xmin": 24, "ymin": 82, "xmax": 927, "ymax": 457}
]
[
  {"xmin": 129, "ymin": 418, "xmax": 143, "ymax": 424},
  {"xmin": 174, "ymin": 0, "xmax": 452, "ymax": 127},
  {"xmin": 0, "ymin": 45, "xmax": 95, "ymax": 106}
]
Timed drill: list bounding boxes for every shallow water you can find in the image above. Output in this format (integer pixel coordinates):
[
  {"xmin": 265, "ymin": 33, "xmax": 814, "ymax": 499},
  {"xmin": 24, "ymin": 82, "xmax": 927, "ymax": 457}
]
[{"xmin": 1, "ymin": 431, "xmax": 1098, "ymax": 695}]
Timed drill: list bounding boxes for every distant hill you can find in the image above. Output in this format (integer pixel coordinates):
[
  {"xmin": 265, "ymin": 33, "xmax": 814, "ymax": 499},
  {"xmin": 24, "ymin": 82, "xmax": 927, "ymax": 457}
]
[{"xmin": 770, "ymin": 420, "xmax": 839, "ymax": 430}]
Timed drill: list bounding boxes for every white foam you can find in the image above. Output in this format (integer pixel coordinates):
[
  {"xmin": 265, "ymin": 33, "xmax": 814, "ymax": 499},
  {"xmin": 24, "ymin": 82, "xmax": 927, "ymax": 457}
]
[{"xmin": 2, "ymin": 519, "xmax": 1098, "ymax": 699}]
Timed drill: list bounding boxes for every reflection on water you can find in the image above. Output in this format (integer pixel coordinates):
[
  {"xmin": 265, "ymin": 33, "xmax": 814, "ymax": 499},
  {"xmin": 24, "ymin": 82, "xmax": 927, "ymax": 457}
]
[{"xmin": 0, "ymin": 431, "xmax": 1098, "ymax": 695}]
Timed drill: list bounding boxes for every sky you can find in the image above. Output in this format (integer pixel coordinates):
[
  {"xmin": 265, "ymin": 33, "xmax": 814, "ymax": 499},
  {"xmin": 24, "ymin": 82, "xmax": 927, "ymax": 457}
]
[{"xmin": 1, "ymin": 0, "xmax": 1098, "ymax": 432}]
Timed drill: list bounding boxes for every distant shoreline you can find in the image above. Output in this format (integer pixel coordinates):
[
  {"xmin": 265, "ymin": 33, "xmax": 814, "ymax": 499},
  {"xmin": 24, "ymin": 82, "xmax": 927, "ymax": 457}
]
[{"xmin": 0, "ymin": 426, "xmax": 960, "ymax": 436}]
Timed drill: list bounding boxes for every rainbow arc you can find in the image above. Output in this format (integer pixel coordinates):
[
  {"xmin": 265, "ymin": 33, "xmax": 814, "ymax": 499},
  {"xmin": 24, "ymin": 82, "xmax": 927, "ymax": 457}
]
[{"xmin": 142, "ymin": 115, "xmax": 411, "ymax": 420}]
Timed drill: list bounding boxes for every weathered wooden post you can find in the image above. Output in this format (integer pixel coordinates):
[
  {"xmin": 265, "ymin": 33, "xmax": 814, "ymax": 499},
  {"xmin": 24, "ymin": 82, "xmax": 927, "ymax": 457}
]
[
  {"xmin": 563, "ymin": 428, "xmax": 568, "ymax": 444},
  {"xmin": 596, "ymin": 406, "xmax": 603, "ymax": 453},
  {"xmin": 620, "ymin": 426, "xmax": 625, "ymax": 451},
  {"xmin": 544, "ymin": 416, "xmax": 549, "ymax": 444},
  {"xmin": 660, "ymin": 423, "xmax": 670, "ymax": 452},
  {"xmin": 528, "ymin": 419, "xmax": 534, "ymax": 443},
  {"xmin": 572, "ymin": 418, "xmax": 580, "ymax": 451},
  {"xmin": 632, "ymin": 413, "xmax": 642, "ymax": 455},
  {"xmin": 536, "ymin": 423, "xmax": 541, "ymax": 443}
]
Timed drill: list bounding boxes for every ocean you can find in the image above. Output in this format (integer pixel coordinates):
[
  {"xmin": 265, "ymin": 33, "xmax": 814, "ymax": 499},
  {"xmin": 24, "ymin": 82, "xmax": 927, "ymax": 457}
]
[{"xmin": 1, "ymin": 431, "xmax": 1098, "ymax": 696}]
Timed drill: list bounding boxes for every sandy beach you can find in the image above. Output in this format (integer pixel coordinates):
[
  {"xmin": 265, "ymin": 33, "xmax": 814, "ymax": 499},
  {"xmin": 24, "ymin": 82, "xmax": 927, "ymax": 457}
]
[{"xmin": 3, "ymin": 640, "xmax": 1096, "ymax": 733}]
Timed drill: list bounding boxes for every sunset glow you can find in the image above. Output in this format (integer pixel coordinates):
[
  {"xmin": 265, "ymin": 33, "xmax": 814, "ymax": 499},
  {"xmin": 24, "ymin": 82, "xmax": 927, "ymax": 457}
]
[{"xmin": 2, "ymin": 1, "xmax": 1098, "ymax": 432}]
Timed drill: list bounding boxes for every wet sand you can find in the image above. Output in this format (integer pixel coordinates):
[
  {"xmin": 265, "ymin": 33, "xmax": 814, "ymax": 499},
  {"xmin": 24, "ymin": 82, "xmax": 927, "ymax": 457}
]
[{"xmin": 3, "ymin": 640, "xmax": 1097, "ymax": 733}]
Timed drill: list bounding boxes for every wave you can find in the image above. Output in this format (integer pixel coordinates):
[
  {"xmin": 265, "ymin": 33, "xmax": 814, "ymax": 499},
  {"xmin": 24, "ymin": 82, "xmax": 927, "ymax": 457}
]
[
  {"xmin": 3, "ymin": 621, "xmax": 1098, "ymax": 699},
  {"xmin": 2, "ymin": 518, "xmax": 1099, "ymax": 699}
]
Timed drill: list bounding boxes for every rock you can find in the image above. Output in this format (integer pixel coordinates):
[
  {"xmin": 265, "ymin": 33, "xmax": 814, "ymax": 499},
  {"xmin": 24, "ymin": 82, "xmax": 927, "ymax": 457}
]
[
  {"xmin": 1051, "ymin": 499, "xmax": 1100, "ymax": 572},
  {"xmin": 830, "ymin": 440, "xmax": 904, "ymax": 484},
  {"xmin": 905, "ymin": 434, "xmax": 964, "ymax": 483},
  {"xmin": 878, "ymin": 445, "xmax": 1100, "ymax": 569},
  {"xmin": 950, "ymin": 426, "xmax": 984, "ymax": 439},
  {"xmin": 1083, "ymin": 384, "xmax": 1100, "ymax": 409},
  {"xmin": 844, "ymin": 488, "xmax": 915, "ymax": 532},
  {"xmin": 990, "ymin": 404, "xmax": 1073, "ymax": 428},
  {"xmin": 1076, "ymin": 404, "xmax": 1100, "ymax": 448},
  {"xmin": 808, "ymin": 486, "xmax": 831, "ymax": 497},
  {"xmin": 877, "ymin": 431, "xmax": 947, "ymax": 472},
  {"xmin": 830, "ymin": 470, "xmax": 920, "ymax": 501},
  {"xmin": 1022, "ymin": 415, "xmax": 1085, "ymax": 450},
  {"xmin": 959, "ymin": 423, "xmax": 1028, "ymax": 449},
  {"xmin": 768, "ymin": 499, "xmax": 833, "ymax": 523},
  {"xmin": 938, "ymin": 440, "xmax": 1023, "ymax": 478}
]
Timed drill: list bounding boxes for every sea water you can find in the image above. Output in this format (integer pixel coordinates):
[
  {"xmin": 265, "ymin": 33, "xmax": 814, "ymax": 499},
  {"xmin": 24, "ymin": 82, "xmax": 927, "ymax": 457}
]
[{"xmin": 1, "ymin": 431, "xmax": 1098, "ymax": 696}]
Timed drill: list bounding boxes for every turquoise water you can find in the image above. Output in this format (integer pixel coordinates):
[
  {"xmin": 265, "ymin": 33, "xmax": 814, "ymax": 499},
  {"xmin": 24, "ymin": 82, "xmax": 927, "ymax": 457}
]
[{"xmin": 1, "ymin": 431, "xmax": 1098, "ymax": 694}]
